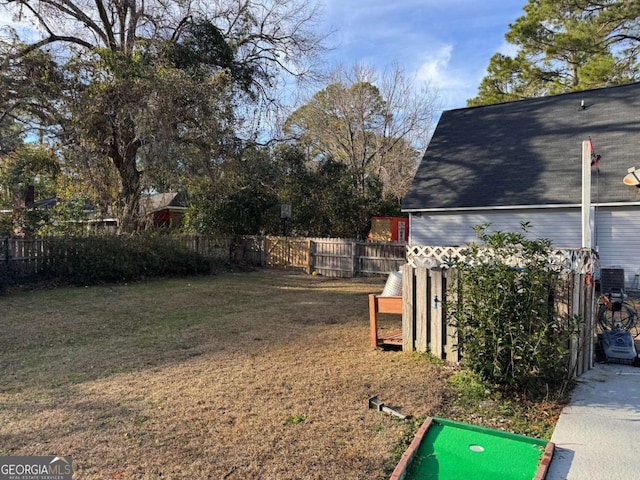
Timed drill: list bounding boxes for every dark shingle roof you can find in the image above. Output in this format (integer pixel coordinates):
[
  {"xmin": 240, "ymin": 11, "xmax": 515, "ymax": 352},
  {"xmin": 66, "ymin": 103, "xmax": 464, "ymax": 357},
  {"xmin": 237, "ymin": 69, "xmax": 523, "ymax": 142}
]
[{"xmin": 402, "ymin": 82, "xmax": 640, "ymax": 211}]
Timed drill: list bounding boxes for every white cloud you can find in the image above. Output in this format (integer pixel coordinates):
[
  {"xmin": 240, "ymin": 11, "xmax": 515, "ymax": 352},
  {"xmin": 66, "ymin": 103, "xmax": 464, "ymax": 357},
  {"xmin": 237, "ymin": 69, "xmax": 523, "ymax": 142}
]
[
  {"xmin": 415, "ymin": 44, "xmax": 465, "ymax": 89},
  {"xmin": 414, "ymin": 44, "xmax": 488, "ymax": 110}
]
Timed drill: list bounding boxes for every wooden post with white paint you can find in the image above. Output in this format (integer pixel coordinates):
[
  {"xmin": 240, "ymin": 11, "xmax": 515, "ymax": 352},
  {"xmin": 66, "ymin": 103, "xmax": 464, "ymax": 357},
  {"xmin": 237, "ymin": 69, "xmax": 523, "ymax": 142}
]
[{"xmin": 581, "ymin": 140, "xmax": 592, "ymax": 249}]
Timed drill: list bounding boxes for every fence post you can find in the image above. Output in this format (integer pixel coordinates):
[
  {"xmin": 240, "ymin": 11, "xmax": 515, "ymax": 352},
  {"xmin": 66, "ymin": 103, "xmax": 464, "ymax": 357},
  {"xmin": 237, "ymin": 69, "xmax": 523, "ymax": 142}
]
[
  {"xmin": 444, "ymin": 269, "xmax": 459, "ymax": 362},
  {"xmin": 0, "ymin": 237, "xmax": 7, "ymax": 283},
  {"xmin": 581, "ymin": 275, "xmax": 595, "ymax": 373},
  {"xmin": 261, "ymin": 236, "xmax": 268, "ymax": 267},
  {"xmin": 7, "ymin": 237, "xmax": 13, "ymax": 281},
  {"xmin": 401, "ymin": 264, "xmax": 415, "ymax": 351},
  {"xmin": 351, "ymin": 241, "xmax": 357, "ymax": 278},
  {"xmin": 259, "ymin": 236, "xmax": 265, "ymax": 266},
  {"xmin": 570, "ymin": 272, "xmax": 581, "ymax": 377},
  {"xmin": 414, "ymin": 267, "xmax": 428, "ymax": 352},
  {"xmin": 586, "ymin": 279, "xmax": 595, "ymax": 370},
  {"xmin": 576, "ymin": 274, "xmax": 586, "ymax": 376},
  {"xmin": 430, "ymin": 269, "xmax": 444, "ymax": 359}
]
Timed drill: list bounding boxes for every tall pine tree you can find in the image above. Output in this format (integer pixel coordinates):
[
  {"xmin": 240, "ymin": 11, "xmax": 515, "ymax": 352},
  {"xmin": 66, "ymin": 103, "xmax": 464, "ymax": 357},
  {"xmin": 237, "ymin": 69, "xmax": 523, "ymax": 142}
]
[{"xmin": 469, "ymin": 0, "xmax": 640, "ymax": 106}]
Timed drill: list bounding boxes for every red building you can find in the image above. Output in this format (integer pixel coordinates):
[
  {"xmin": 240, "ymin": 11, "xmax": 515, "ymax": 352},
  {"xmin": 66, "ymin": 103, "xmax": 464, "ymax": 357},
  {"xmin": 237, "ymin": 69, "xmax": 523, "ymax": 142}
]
[{"xmin": 368, "ymin": 216, "xmax": 409, "ymax": 242}]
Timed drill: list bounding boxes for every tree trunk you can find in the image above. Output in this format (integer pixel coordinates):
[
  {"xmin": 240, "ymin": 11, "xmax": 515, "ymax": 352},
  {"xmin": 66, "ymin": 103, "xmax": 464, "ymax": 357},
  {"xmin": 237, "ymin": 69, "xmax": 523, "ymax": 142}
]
[
  {"xmin": 117, "ymin": 158, "xmax": 142, "ymax": 233},
  {"xmin": 108, "ymin": 115, "xmax": 142, "ymax": 233}
]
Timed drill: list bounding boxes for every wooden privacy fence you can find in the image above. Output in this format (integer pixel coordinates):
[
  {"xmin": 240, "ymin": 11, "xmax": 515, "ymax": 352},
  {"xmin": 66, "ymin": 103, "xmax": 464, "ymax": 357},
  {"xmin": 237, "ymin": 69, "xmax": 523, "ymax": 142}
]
[
  {"xmin": 0, "ymin": 237, "xmax": 48, "ymax": 282},
  {"xmin": 171, "ymin": 235, "xmax": 234, "ymax": 261},
  {"xmin": 398, "ymin": 264, "xmax": 595, "ymax": 378},
  {"xmin": 555, "ymin": 270, "xmax": 596, "ymax": 378},
  {"xmin": 240, "ymin": 236, "xmax": 406, "ymax": 277},
  {"xmin": 400, "ymin": 265, "xmax": 460, "ymax": 362},
  {"xmin": 0, "ymin": 235, "xmax": 407, "ymax": 282}
]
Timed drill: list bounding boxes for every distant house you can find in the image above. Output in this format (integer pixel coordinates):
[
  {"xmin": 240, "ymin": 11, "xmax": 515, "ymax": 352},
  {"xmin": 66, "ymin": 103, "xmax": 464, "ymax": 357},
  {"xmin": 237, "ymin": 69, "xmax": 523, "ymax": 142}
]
[
  {"xmin": 402, "ymin": 82, "xmax": 640, "ymax": 288},
  {"xmin": 13, "ymin": 191, "xmax": 188, "ymax": 233},
  {"xmin": 84, "ymin": 191, "xmax": 189, "ymax": 231},
  {"xmin": 140, "ymin": 192, "xmax": 188, "ymax": 229}
]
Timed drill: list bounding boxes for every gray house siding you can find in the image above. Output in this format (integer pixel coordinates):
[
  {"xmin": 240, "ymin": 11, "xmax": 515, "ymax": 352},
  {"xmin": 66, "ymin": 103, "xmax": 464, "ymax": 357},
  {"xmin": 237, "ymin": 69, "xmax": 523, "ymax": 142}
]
[
  {"xmin": 594, "ymin": 206, "xmax": 640, "ymax": 289},
  {"xmin": 409, "ymin": 208, "xmax": 581, "ymax": 247}
]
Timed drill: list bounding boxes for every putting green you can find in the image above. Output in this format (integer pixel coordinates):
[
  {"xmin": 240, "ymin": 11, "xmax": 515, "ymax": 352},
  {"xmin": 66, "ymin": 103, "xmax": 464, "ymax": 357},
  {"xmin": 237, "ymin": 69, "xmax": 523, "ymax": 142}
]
[{"xmin": 405, "ymin": 418, "xmax": 548, "ymax": 480}]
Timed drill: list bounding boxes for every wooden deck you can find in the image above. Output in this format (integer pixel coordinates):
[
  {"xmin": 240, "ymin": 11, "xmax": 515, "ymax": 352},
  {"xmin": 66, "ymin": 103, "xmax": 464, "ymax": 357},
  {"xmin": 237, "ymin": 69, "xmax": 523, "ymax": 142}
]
[{"xmin": 369, "ymin": 294, "xmax": 403, "ymax": 349}]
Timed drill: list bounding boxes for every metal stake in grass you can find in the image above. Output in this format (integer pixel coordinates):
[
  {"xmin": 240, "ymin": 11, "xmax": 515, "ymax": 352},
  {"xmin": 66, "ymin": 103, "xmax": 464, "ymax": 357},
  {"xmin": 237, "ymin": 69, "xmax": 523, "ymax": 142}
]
[{"xmin": 368, "ymin": 395, "xmax": 410, "ymax": 420}]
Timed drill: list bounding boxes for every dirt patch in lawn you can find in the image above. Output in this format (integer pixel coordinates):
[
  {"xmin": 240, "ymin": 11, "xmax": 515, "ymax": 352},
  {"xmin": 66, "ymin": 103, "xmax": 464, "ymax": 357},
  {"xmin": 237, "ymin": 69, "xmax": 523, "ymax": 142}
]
[{"xmin": 0, "ymin": 270, "xmax": 449, "ymax": 479}]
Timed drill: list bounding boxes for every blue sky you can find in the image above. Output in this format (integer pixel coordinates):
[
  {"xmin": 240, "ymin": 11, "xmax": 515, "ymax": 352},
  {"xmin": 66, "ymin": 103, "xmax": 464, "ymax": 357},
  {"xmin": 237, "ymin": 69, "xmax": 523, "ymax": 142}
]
[
  {"xmin": 319, "ymin": 0, "xmax": 526, "ymax": 114},
  {"xmin": 1, "ymin": 0, "xmax": 527, "ymax": 122}
]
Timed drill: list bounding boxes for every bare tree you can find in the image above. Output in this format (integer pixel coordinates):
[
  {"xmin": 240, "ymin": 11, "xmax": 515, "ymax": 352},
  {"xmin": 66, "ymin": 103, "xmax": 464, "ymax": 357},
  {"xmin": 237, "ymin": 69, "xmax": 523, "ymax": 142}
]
[
  {"xmin": 1, "ymin": 0, "xmax": 326, "ymax": 231},
  {"xmin": 284, "ymin": 63, "xmax": 439, "ymax": 203}
]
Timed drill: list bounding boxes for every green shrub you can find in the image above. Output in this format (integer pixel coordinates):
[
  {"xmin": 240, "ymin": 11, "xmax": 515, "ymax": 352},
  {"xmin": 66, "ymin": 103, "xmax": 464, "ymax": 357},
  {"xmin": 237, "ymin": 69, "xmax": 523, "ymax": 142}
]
[
  {"xmin": 449, "ymin": 223, "xmax": 582, "ymax": 397},
  {"xmin": 41, "ymin": 234, "xmax": 212, "ymax": 285},
  {"xmin": 447, "ymin": 369, "xmax": 489, "ymax": 406}
]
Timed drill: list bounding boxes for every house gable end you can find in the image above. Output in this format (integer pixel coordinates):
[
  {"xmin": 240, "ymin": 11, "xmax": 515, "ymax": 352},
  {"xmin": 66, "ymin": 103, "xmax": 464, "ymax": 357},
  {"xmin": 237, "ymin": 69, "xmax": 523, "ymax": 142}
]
[{"xmin": 403, "ymin": 82, "xmax": 640, "ymax": 211}]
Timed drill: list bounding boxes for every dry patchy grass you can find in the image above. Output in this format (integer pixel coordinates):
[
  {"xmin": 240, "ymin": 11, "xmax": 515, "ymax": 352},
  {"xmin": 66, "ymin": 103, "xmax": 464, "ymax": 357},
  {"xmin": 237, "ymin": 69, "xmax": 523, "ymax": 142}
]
[{"xmin": 0, "ymin": 271, "xmax": 449, "ymax": 479}]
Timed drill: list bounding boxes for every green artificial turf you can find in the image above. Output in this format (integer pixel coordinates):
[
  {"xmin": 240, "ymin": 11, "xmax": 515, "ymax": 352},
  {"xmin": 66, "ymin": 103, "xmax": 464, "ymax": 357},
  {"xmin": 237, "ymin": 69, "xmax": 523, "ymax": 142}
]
[{"xmin": 406, "ymin": 418, "xmax": 547, "ymax": 480}]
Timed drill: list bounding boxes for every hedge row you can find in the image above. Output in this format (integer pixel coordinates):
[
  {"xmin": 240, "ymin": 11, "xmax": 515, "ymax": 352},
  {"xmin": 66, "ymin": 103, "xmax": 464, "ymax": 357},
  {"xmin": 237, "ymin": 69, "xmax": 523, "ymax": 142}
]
[{"xmin": 39, "ymin": 235, "xmax": 213, "ymax": 285}]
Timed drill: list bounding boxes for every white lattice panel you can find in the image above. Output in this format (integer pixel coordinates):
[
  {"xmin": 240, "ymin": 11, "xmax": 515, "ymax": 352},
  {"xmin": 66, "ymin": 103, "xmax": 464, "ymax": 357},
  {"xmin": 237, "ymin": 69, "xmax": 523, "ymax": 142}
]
[
  {"xmin": 407, "ymin": 245, "xmax": 594, "ymax": 274},
  {"xmin": 406, "ymin": 246, "xmax": 465, "ymax": 268}
]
